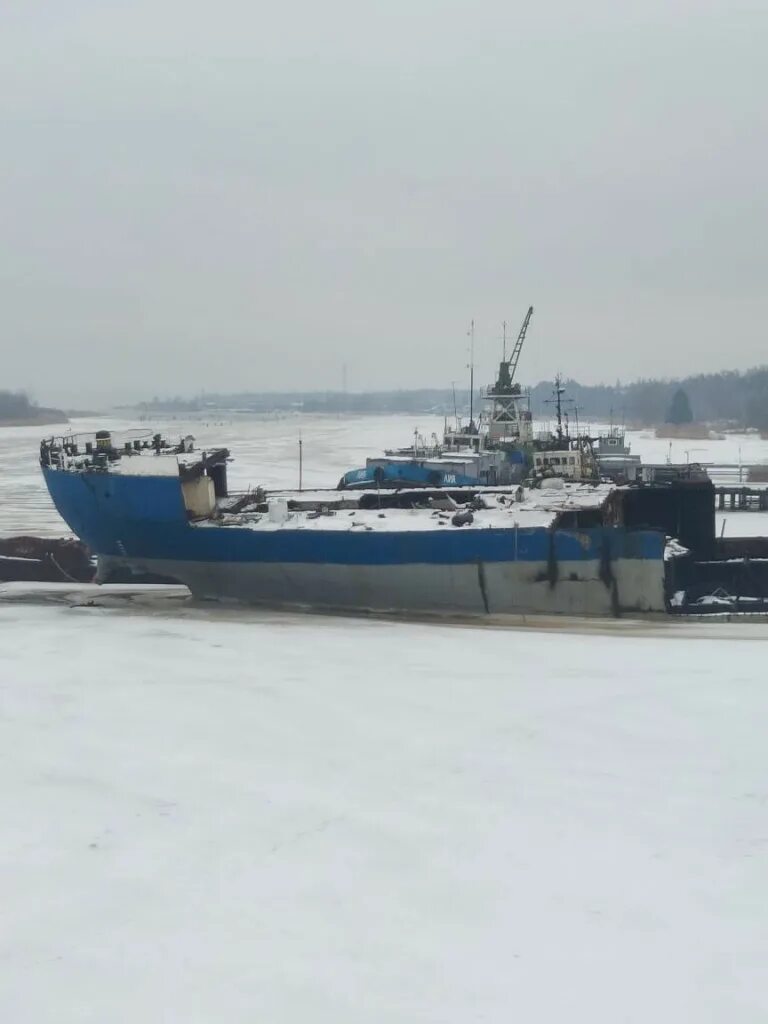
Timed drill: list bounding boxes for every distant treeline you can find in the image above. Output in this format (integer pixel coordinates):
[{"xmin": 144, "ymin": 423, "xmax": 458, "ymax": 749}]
[
  {"xmin": 0, "ymin": 391, "xmax": 38, "ymax": 419},
  {"xmin": 0, "ymin": 390, "xmax": 66, "ymax": 424},
  {"xmin": 137, "ymin": 366, "xmax": 768, "ymax": 430},
  {"xmin": 527, "ymin": 367, "xmax": 768, "ymax": 429},
  {"xmin": 137, "ymin": 389, "xmax": 467, "ymax": 416}
]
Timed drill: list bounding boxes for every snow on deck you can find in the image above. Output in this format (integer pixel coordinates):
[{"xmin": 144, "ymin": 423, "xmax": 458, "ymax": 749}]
[
  {"xmin": 108, "ymin": 455, "xmax": 181, "ymax": 476},
  {"xmin": 207, "ymin": 482, "xmax": 615, "ymax": 533},
  {"xmin": 374, "ymin": 452, "xmax": 491, "ymax": 464}
]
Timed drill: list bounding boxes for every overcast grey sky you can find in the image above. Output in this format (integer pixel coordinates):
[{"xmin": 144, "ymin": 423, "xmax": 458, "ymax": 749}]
[{"xmin": 1, "ymin": 1, "xmax": 766, "ymax": 405}]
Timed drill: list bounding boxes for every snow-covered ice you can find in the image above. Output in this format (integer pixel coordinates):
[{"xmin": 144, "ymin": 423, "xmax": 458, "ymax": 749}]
[
  {"xmin": 1, "ymin": 589, "xmax": 767, "ymax": 1023},
  {"xmin": 2, "ymin": 414, "xmax": 768, "ymax": 1022}
]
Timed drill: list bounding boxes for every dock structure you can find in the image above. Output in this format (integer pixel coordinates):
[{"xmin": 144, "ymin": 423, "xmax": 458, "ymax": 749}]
[{"xmin": 715, "ymin": 486, "xmax": 768, "ymax": 511}]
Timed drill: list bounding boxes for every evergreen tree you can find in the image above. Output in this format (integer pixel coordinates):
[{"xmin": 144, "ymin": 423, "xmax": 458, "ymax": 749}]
[
  {"xmin": 665, "ymin": 388, "xmax": 694, "ymax": 424},
  {"xmin": 745, "ymin": 389, "xmax": 768, "ymax": 432}
]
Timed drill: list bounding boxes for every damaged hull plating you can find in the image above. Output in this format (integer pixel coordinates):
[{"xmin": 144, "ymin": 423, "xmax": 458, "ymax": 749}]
[{"xmin": 94, "ymin": 554, "xmax": 665, "ymax": 616}]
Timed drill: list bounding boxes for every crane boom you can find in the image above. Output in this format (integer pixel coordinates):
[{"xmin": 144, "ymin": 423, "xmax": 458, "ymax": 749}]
[{"xmin": 507, "ymin": 305, "xmax": 534, "ymax": 383}]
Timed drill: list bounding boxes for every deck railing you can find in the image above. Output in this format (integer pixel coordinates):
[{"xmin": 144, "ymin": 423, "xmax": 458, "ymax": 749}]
[{"xmin": 39, "ymin": 429, "xmax": 192, "ymax": 470}]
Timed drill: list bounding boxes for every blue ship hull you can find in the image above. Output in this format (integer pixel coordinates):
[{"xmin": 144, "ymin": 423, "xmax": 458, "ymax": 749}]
[
  {"xmin": 340, "ymin": 463, "xmax": 480, "ymax": 489},
  {"xmin": 42, "ymin": 467, "xmax": 667, "ymax": 616},
  {"xmin": 339, "ymin": 449, "xmax": 527, "ymax": 490}
]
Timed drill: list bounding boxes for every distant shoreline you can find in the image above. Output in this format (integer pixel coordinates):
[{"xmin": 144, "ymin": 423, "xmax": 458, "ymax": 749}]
[{"xmin": 0, "ymin": 409, "xmax": 68, "ymax": 428}]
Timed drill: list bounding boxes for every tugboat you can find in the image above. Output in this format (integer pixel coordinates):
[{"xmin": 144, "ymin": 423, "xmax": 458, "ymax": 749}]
[
  {"xmin": 593, "ymin": 422, "xmax": 642, "ymax": 482},
  {"xmin": 340, "ymin": 308, "xmax": 538, "ymax": 489}
]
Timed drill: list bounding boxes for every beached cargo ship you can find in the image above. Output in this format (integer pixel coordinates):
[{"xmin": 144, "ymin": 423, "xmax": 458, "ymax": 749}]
[{"xmin": 38, "ymin": 429, "xmax": 721, "ymax": 617}]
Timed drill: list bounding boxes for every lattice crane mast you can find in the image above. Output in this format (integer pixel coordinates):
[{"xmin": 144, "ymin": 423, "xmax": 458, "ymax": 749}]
[{"xmin": 495, "ymin": 306, "xmax": 534, "ymax": 393}]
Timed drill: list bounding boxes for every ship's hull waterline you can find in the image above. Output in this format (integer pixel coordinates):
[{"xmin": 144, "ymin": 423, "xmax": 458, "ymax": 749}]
[{"xmin": 95, "ymin": 553, "xmax": 666, "ymax": 616}]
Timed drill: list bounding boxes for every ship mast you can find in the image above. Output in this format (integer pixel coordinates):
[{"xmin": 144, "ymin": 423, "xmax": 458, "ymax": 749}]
[
  {"xmin": 546, "ymin": 374, "xmax": 567, "ymax": 443},
  {"xmin": 468, "ymin": 319, "xmax": 475, "ymax": 429}
]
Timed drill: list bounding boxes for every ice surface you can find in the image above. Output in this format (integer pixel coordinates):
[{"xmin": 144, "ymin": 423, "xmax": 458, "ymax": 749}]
[
  {"xmin": 716, "ymin": 511, "xmax": 768, "ymax": 538},
  {"xmin": 1, "ymin": 591, "xmax": 767, "ymax": 1022}
]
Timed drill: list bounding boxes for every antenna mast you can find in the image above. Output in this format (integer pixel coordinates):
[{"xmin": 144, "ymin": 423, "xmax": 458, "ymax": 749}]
[
  {"xmin": 545, "ymin": 374, "xmax": 567, "ymax": 444},
  {"xmin": 468, "ymin": 319, "xmax": 475, "ymax": 428}
]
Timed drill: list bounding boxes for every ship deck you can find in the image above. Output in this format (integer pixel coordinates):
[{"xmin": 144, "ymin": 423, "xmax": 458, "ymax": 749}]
[{"xmin": 207, "ymin": 483, "xmax": 616, "ymax": 533}]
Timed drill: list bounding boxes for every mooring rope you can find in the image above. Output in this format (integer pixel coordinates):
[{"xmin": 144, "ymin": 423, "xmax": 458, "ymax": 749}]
[{"xmin": 47, "ymin": 552, "xmax": 86, "ymax": 584}]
